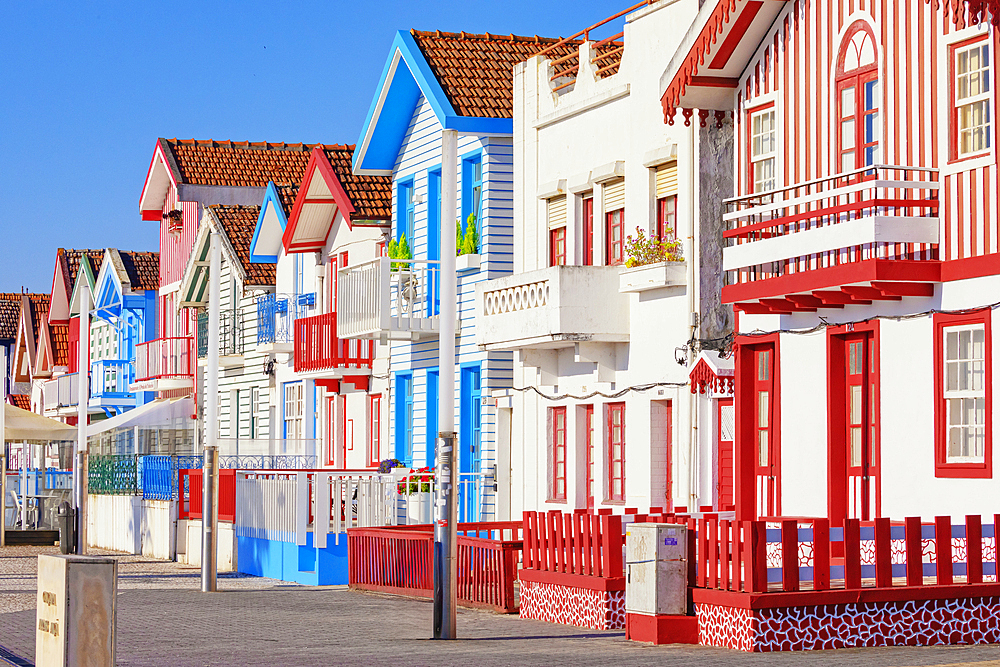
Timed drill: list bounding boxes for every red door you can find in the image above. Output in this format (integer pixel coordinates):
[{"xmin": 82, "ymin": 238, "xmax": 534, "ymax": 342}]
[
  {"xmin": 717, "ymin": 398, "xmax": 735, "ymax": 510},
  {"xmin": 327, "ymin": 395, "xmax": 346, "ymax": 469},
  {"xmin": 754, "ymin": 348, "xmax": 779, "ymax": 517},
  {"xmin": 844, "ymin": 333, "xmax": 879, "ymax": 520}
]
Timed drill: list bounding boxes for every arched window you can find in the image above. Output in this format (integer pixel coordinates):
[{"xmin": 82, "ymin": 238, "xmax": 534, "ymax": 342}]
[{"xmin": 836, "ymin": 21, "xmax": 880, "ymax": 174}]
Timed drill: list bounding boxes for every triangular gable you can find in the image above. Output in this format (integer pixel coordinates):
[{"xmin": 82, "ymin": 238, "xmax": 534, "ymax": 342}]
[
  {"xmin": 94, "ymin": 252, "xmax": 126, "ymax": 322},
  {"xmin": 659, "ymin": 0, "xmax": 788, "ymax": 123},
  {"xmin": 69, "ymin": 257, "xmax": 100, "ymax": 317},
  {"xmin": 48, "ymin": 253, "xmax": 72, "ymax": 324},
  {"xmin": 282, "ymin": 148, "xmax": 358, "ymax": 254},
  {"xmin": 179, "ymin": 215, "xmax": 213, "ymax": 309},
  {"xmin": 354, "ymin": 30, "xmax": 511, "ymax": 175},
  {"xmin": 139, "ymin": 139, "xmax": 180, "ymax": 221},
  {"xmin": 689, "ymin": 350, "xmax": 735, "ymax": 395},
  {"xmin": 250, "ymin": 182, "xmax": 288, "ymax": 263},
  {"xmin": 33, "ymin": 319, "xmax": 55, "ymax": 378},
  {"xmin": 13, "ymin": 298, "xmax": 36, "ymax": 383}
]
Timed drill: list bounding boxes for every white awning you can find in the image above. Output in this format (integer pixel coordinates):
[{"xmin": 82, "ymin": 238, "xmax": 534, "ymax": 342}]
[
  {"xmin": 4, "ymin": 403, "xmax": 78, "ymax": 442},
  {"xmin": 87, "ymin": 397, "xmax": 194, "ymax": 438}
]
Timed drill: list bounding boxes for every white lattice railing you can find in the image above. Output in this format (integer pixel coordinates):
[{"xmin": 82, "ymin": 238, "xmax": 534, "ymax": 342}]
[{"xmin": 482, "ymin": 280, "xmax": 549, "ymax": 316}]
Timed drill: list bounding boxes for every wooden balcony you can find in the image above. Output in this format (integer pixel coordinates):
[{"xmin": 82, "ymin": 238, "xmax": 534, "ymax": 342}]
[
  {"xmin": 293, "ymin": 312, "xmax": 374, "ymax": 376},
  {"xmin": 337, "ymin": 257, "xmax": 442, "ymax": 340},
  {"xmin": 131, "ymin": 336, "xmax": 195, "ymax": 392},
  {"xmin": 722, "ymin": 165, "xmax": 941, "ymax": 313},
  {"xmin": 42, "ymin": 372, "xmax": 81, "ymax": 416},
  {"xmin": 89, "ymin": 360, "xmax": 136, "ymax": 411}
]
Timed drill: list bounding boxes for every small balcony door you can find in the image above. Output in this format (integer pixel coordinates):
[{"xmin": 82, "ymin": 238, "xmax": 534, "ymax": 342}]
[
  {"xmin": 836, "ymin": 21, "xmax": 880, "ymax": 175},
  {"xmin": 460, "ymin": 365, "xmax": 482, "ymax": 521}
]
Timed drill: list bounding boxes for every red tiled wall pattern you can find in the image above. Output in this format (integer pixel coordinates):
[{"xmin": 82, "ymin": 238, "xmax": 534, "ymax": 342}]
[
  {"xmin": 697, "ymin": 598, "xmax": 1000, "ymax": 652},
  {"xmin": 518, "ymin": 580, "xmax": 625, "ymax": 630}
]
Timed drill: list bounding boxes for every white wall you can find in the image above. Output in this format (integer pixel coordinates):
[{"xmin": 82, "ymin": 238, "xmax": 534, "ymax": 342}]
[{"xmin": 88, "ymin": 495, "xmax": 176, "ymax": 559}]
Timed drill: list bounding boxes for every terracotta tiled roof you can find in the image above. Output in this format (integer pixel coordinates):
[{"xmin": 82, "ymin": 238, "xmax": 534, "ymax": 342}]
[
  {"xmin": 0, "ymin": 293, "xmax": 29, "ymax": 340},
  {"xmin": 160, "ymin": 139, "xmax": 318, "ymax": 188},
  {"xmin": 118, "ymin": 251, "xmax": 160, "ymax": 291},
  {"xmin": 276, "ymin": 183, "xmax": 300, "ymax": 218},
  {"xmin": 212, "ymin": 206, "xmax": 276, "ymax": 287},
  {"xmin": 322, "ymin": 146, "xmax": 392, "ymax": 221},
  {"xmin": 59, "ymin": 248, "xmax": 106, "ymax": 298},
  {"xmin": 51, "ymin": 323, "xmax": 69, "ymax": 367},
  {"xmin": 9, "ymin": 394, "xmax": 30, "ymax": 410},
  {"xmin": 410, "ymin": 30, "xmax": 580, "ymax": 118}
]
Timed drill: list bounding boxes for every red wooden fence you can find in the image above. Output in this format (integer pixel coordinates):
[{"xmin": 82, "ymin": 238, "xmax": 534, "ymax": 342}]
[
  {"xmin": 521, "ymin": 510, "xmax": 625, "ymax": 583},
  {"xmin": 178, "ymin": 469, "xmax": 236, "ymax": 522},
  {"xmin": 348, "ymin": 522, "xmax": 522, "ymax": 613},
  {"xmin": 294, "ymin": 312, "xmax": 374, "ymax": 373}
]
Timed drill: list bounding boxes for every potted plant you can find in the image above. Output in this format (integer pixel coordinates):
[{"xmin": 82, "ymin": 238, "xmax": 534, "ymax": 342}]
[
  {"xmin": 456, "ymin": 214, "xmax": 481, "ymax": 271},
  {"xmin": 619, "ymin": 226, "xmax": 686, "ymax": 293},
  {"xmin": 397, "ymin": 466, "xmax": 435, "ymax": 524}
]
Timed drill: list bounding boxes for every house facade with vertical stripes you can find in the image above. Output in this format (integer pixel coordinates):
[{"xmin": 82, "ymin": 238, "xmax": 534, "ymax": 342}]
[{"xmin": 661, "ymin": 0, "xmax": 1000, "ymax": 523}]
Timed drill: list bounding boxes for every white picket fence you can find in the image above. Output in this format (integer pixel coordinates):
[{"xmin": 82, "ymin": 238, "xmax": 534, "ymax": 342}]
[{"xmin": 234, "ymin": 470, "xmax": 495, "ymax": 547}]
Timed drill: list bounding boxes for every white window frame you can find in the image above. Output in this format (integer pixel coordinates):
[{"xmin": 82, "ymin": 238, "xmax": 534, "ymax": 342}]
[
  {"xmin": 943, "ymin": 323, "xmax": 987, "ymax": 463},
  {"xmin": 284, "ymin": 381, "xmax": 304, "ymax": 442},
  {"xmin": 955, "ymin": 38, "xmax": 993, "ymax": 158},
  {"xmin": 749, "ymin": 107, "xmax": 777, "ymax": 193}
]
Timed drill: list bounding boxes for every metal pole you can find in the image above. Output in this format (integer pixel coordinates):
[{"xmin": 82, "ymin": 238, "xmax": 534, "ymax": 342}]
[
  {"xmin": 202, "ymin": 231, "xmax": 222, "ymax": 592},
  {"xmin": 77, "ymin": 281, "xmax": 90, "ymax": 554},
  {"xmin": 434, "ymin": 128, "xmax": 459, "ymax": 640}
]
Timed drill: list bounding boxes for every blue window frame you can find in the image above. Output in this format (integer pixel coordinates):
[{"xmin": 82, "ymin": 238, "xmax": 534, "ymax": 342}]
[
  {"xmin": 427, "ymin": 168, "xmax": 441, "ymax": 316},
  {"xmin": 395, "ymin": 373, "xmax": 414, "ymax": 465},
  {"xmin": 426, "ymin": 369, "xmax": 439, "ymax": 468},
  {"xmin": 461, "ymin": 153, "xmax": 483, "ymax": 236},
  {"xmin": 397, "ymin": 179, "xmax": 415, "ymax": 244}
]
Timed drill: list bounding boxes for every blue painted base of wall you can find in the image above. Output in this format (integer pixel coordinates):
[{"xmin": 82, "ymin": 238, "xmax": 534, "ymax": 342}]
[{"xmin": 237, "ymin": 533, "xmax": 348, "ymax": 586}]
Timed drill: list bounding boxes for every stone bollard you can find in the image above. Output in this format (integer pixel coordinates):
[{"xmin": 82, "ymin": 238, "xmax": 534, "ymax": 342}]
[{"xmin": 35, "ymin": 554, "xmax": 117, "ymax": 666}]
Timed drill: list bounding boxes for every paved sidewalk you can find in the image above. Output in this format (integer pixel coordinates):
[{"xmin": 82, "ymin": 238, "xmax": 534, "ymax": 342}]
[{"xmin": 0, "ymin": 547, "xmax": 998, "ymax": 666}]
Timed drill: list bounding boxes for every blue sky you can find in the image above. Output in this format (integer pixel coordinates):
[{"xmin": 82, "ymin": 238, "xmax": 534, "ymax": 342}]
[{"xmin": 0, "ymin": 1, "xmax": 629, "ymax": 293}]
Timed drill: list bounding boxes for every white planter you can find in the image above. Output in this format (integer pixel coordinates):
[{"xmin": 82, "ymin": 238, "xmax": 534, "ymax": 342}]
[
  {"xmin": 456, "ymin": 253, "xmax": 481, "ymax": 272},
  {"xmin": 619, "ymin": 261, "xmax": 686, "ymax": 293},
  {"xmin": 402, "ymin": 491, "xmax": 433, "ymax": 525}
]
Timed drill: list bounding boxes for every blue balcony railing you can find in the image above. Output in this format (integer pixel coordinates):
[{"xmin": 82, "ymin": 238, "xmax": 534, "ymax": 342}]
[
  {"xmin": 90, "ymin": 360, "xmax": 134, "ymax": 401},
  {"xmin": 257, "ymin": 293, "xmax": 311, "ymax": 345}
]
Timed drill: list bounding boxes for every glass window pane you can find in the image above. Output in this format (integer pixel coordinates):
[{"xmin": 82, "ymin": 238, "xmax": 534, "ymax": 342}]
[
  {"xmin": 841, "ymin": 119, "xmax": 855, "ymax": 149},
  {"xmin": 758, "ymin": 431, "xmax": 768, "ymax": 467},
  {"xmin": 841, "ymin": 86, "xmax": 856, "ymax": 117},
  {"xmin": 758, "ymin": 391, "xmax": 769, "ymax": 428}
]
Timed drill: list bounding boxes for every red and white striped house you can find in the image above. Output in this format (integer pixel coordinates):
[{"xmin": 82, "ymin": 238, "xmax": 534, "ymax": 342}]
[{"xmin": 662, "ymin": 0, "xmax": 1000, "ymax": 525}]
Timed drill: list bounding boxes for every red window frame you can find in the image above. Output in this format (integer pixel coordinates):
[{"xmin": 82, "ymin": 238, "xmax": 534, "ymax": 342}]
[
  {"xmin": 607, "ymin": 402, "xmax": 625, "ymax": 502},
  {"xmin": 934, "ymin": 309, "xmax": 993, "ymax": 478},
  {"xmin": 368, "ymin": 394, "xmax": 382, "ymax": 468},
  {"xmin": 606, "ymin": 210, "xmax": 625, "ymax": 266},
  {"xmin": 746, "ymin": 102, "xmax": 776, "ymax": 194},
  {"xmin": 549, "ymin": 227, "xmax": 567, "ymax": 267},
  {"xmin": 584, "ymin": 404, "xmax": 595, "ymax": 510},
  {"xmin": 551, "ymin": 406, "xmax": 567, "ymax": 501},
  {"xmin": 949, "ymin": 34, "xmax": 993, "ymax": 162},
  {"xmin": 734, "ymin": 334, "xmax": 781, "ymax": 521},
  {"xmin": 582, "ymin": 196, "xmax": 594, "ymax": 266},
  {"xmin": 656, "ymin": 195, "xmax": 676, "ymax": 244}
]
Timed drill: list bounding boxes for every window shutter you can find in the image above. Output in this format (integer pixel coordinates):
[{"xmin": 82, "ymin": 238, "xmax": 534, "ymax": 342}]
[
  {"xmin": 547, "ymin": 195, "xmax": 567, "ymax": 229},
  {"xmin": 604, "ymin": 179, "xmax": 625, "ymax": 212},
  {"xmin": 655, "ymin": 161, "xmax": 679, "ymax": 199}
]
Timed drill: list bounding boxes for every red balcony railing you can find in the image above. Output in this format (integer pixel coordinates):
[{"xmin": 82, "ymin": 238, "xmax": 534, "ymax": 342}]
[
  {"xmin": 135, "ymin": 336, "xmax": 195, "ymax": 382},
  {"xmin": 723, "ymin": 165, "xmax": 939, "ymax": 291},
  {"xmin": 294, "ymin": 312, "xmax": 374, "ymax": 373}
]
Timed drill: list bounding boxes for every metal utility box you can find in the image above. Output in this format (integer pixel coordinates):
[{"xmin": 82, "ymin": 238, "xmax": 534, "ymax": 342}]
[
  {"xmin": 625, "ymin": 523, "xmax": 688, "ymax": 616},
  {"xmin": 36, "ymin": 554, "xmax": 117, "ymax": 667}
]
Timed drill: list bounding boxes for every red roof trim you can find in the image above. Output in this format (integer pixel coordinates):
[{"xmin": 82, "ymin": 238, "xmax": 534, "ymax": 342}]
[
  {"xmin": 282, "ymin": 148, "xmax": 357, "ymax": 254},
  {"xmin": 708, "ymin": 0, "xmax": 764, "ymax": 69}
]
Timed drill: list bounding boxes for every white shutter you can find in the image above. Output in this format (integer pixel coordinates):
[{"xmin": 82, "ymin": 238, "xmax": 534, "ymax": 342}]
[
  {"xmin": 547, "ymin": 195, "xmax": 567, "ymax": 229},
  {"xmin": 655, "ymin": 161, "xmax": 678, "ymax": 199},
  {"xmin": 604, "ymin": 179, "xmax": 625, "ymax": 212}
]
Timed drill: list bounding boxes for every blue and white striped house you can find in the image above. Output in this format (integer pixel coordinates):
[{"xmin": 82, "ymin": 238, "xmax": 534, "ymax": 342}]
[{"xmin": 349, "ymin": 30, "xmax": 567, "ymax": 519}]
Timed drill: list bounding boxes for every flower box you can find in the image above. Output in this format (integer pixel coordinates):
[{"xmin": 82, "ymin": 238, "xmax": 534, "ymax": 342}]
[
  {"xmin": 619, "ymin": 261, "xmax": 686, "ymax": 293},
  {"xmin": 456, "ymin": 253, "xmax": 481, "ymax": 272}
]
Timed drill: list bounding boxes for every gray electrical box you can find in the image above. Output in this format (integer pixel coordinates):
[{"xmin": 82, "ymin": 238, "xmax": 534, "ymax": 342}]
[
  {"xmin": 625, "ymin": 523, "xmax": 688, "ymax": 616},
  {"xmin": 36, "ymin": 554, "xmax": 117, "ymax": 667}
]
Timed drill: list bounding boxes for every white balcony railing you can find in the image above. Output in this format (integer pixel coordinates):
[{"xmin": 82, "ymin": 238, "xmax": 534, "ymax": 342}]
[
  {"xmin": 723, "ymin": 165, "xmax": 939, "ymax": 287},
  {"xmin": 337, "ymin": 257, "xmax": 441, "ymax": 340},
  {"xmin": 42, "ymin": 373, "xmax": 80, "ymax": 412},
  {"xmin": 476, "ymin": 265, "xmax": 629, "ymax": 350}
]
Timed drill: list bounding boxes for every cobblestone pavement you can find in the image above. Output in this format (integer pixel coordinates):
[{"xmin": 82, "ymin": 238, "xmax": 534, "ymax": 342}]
[{"xmin": 0, "ymin": 546, "xmax": 998, "ymax": 666}]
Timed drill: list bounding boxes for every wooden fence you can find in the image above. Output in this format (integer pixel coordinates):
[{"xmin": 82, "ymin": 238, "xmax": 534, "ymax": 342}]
[
  {"xmin": 521, "ymin": 510, "xmax": 624, "ymax": 581},
  {"xmin": 348, "ymin": 522, "xmax": 523, "ymax": 613},
  {"xmin": 178, "ymin": 469, "xmax": 236, "ymax": 522}
]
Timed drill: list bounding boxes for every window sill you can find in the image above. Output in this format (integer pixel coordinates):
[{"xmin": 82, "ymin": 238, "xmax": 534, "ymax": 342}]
[
  {"xmin": 934, "ymin": 463, "xmax": 991, "ymax": 479},
  {"xmin": 546, "ymin": 498, "xmax": 568, "ymax": 505},
  {"xmin": 602, "ymin": 499, "xmax": 625, "ymax": 506},
  {"xmin": 942, "ymin": 151, "xmax": 994, "ymax": 176}
]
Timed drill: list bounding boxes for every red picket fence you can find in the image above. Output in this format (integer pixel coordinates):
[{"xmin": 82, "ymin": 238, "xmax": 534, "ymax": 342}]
[
  {"xmin": 348, "ymin": 522, "xmax": 523, "ymax": 613},
  {"xmin": 178, "ymin": 469, "xmax": 237, "ymax": 522},
  {"xmin": 693, "ymin": 513, "xmax": 1000, "ymax": 594},
  {"xmin": 521, "ymin": 510, "xmax": 624, "ymax": 582},
  {"xmin": 294, "ymin": 312, "xmax": 374, "ymax": 373}
]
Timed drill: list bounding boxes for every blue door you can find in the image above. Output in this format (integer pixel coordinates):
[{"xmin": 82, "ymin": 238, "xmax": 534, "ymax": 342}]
[
  {"xmin": 395, "ymin": 373, "xmax": 413, "ymax": 465},
  {"xmin": 426, "ymin": 369, "xmax": 438, "ymax": 468},
  {"xmin": 459, "ymin": 364, "xmax": 482, "ymax": 521}
]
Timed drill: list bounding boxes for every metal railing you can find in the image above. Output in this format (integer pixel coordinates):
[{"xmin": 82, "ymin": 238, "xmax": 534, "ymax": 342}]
[
  {"xmin": 134, "ymin": 336, "xmax": 195, "ymax": 381},
  {"xmin": 88, "ymin": 454, "xmax": 138, "ymax": 495},
  {"xmin": 198, "ymin": 310, "xmax": 244, "ymax": 357},
  {"xmin": 90, "ymin": 360, "xmax": 133, "ymax": 400},
  {"xmin": 257, "ymin": 293, "xmax": 309, "ymax": 345},
  {"xmin": 723, "ymin": 165, "xmax": 939, "ymax": 286},
  {"xmin": 42, "ymin": 372, "xmax": 81, "ymax": 411},
  {"xmin": 337, "ymin": 257, "xmax": 441, "ymax": 339}
]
